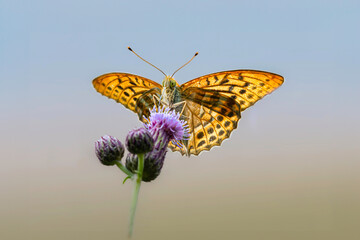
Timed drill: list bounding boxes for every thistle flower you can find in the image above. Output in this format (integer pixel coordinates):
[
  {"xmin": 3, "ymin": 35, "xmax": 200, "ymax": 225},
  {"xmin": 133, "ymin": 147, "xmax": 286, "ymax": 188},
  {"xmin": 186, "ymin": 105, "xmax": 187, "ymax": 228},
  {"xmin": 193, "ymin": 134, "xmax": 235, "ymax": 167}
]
[
  {"xmin": 126, "ymin": 107, "xmax": 190, "ymax": 181},
  {"xmin": 125, "ymin": 150, "xmax": 166, "ymax": 182},
  {"xmin": 94, "ymin": 107, "xmax": 190, "ymax": 237},
  {"xmin": 95, "ymin": 135, "xmax": 125, "ymax": 166},
  {"xmin": 145, "ymin": 106, "xmax": 190, "ymax": 151},
  {"xmin": 126, "ymin": 128, "xmax": 154, "ymax": 154}
]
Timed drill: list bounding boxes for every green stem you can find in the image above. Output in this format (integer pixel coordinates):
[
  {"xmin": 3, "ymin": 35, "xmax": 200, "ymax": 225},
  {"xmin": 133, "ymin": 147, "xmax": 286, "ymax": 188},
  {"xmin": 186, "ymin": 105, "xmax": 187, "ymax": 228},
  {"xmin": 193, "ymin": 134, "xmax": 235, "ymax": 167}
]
[
  {"xmin": 128, "ymin": 153, "xmax": 144, "ymax": 238},
  {"xmin": 115, "ymin": 161, "xmax": 134, "ymax": 177}
]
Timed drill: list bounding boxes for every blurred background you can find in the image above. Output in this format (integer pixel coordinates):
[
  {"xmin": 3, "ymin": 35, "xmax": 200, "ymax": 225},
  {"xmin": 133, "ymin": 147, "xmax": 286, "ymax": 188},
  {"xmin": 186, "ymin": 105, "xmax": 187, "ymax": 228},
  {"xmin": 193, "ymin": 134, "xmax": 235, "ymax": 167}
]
[{"xmin": 1, "ymin": 0, "xmax": 359, "ymax": 239}]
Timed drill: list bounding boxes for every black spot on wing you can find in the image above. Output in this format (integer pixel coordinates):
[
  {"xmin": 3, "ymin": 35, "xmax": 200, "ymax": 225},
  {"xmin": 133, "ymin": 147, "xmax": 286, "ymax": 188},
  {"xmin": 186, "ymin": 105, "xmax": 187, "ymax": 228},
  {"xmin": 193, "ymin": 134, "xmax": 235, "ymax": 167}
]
[
  {"xmin": 197, "ymin": 140, "xmax": 206, "ymax": 148},
  {"xmin": 197, "ymin": 132, "xmax": 204, "ymax": 139},
  {"xmin": 129, "ymin": 87, "xmax": 136, "ymax": 94},
  {"xmin": 224, "ymin": 121, "xmax": 231, "ymax": 127},
  {"xmin": 209, "ymin": 136, "xmax": 216, "ymax": 142},
  {"xmin": 227, "ymin": 111, "xmax": 234, "ymax": 118},
  {"xmin": 220, "ymin": 79, "xmax": 229, "ymax": 84}
]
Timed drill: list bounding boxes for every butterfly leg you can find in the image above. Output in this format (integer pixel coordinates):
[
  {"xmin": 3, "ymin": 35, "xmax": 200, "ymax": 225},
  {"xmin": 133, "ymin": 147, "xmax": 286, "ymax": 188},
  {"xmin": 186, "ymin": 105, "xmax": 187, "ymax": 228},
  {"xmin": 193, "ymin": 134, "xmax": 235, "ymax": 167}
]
[
  {"xmin": 153, "ymin": 95, "xmax": 160, "ymax": 106},
  {"xmin": 171, "ymin": 101, "xmax": 188, "ymax": 118},
  {"xmin": 152, "ymin": 95, "xmax": 167, "ymax": 109}
]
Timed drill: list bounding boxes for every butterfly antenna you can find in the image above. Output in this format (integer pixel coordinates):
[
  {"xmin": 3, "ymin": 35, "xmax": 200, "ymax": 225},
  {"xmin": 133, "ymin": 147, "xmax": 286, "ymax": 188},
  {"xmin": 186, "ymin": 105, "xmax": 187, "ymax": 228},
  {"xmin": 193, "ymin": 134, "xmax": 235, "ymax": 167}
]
[
  {"xmin": 171, "ymin": 52, "xmax": 198, "ymax": 78},
  {"xmin": 128, "ymin": 47, "xmax": 167, "ymax": 77}
]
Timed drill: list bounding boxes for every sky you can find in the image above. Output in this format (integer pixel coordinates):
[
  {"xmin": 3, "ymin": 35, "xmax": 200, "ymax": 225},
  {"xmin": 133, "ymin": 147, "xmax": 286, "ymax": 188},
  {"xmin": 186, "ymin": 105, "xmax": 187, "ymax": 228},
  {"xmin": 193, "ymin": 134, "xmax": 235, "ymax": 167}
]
[{"xmin": 1, "ymin": 0, "xmax": 360, "ymax": 239}]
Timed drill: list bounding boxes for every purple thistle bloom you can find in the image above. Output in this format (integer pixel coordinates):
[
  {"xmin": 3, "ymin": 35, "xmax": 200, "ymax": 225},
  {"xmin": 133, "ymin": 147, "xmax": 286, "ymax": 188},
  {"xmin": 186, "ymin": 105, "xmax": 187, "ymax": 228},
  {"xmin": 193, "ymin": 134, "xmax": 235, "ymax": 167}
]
[
  {"xmin": 145, "ymin": 106, "xmax": 190, "ymax": 151},
  {"xmin": 126, "ymin": 107, "xmax": 190, "ymax": 181}
]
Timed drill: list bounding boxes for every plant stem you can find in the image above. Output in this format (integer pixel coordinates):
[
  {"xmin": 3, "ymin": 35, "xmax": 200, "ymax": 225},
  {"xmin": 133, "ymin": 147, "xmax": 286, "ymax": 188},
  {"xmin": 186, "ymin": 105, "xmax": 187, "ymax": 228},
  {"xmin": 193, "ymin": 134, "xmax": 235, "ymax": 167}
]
[
  {"xmin": 115, "ymin": 161, "xmax": 134, "ymax": 177},
  {"xmin": 128, "ymin": 153, "xmax": 144, "ymax": 238}
]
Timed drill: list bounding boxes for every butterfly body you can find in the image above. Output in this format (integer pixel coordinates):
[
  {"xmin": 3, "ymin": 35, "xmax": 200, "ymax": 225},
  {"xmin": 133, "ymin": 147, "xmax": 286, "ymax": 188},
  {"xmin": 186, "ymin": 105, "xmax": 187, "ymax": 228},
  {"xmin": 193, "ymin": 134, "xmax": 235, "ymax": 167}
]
[
  {"xmin": 93, "ymin": 70, "xmax": 284, "ymax": 156},
  {"xmin": 160, "ymin": 76, "xmax": 181, "ymax": 107}
]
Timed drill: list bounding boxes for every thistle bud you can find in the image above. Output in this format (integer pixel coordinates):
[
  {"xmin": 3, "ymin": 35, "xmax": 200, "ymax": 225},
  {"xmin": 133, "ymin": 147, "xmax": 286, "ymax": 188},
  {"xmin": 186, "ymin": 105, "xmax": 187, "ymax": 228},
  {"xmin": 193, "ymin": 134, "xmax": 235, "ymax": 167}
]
[
  {"xmin": 125, "ymin": 149, "xmax": 166, "ymax": 182},
  {"xmin": 95, "ymin": 135, "xmax": 125, "ymax": 166},
  {"xmin": 126, "ymin": 128, "xmax": 154, "ymax": 154}
]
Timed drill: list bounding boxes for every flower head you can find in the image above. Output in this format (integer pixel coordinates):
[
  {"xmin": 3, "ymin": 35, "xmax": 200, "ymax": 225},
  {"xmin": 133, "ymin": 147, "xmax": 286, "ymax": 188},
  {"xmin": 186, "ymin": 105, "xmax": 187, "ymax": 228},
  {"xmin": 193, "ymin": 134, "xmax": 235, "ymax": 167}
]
[
  {"xmin": 126, "ymin": 128, "xmax": 154, "ymax": 154},
  {"xmin": 125, "ymin": 107, "xmax": 190, "ymax": 181},
  {"xmin": 95, "ymin": 135, "xmax": 125, "ymax": 166},
  {"xmin": 145, "ymin": 106, "xmax": 190, "ymax": 150},
  {"xmin": 125, "ymin": 149, "xmax": 166, "ymax": 182}
]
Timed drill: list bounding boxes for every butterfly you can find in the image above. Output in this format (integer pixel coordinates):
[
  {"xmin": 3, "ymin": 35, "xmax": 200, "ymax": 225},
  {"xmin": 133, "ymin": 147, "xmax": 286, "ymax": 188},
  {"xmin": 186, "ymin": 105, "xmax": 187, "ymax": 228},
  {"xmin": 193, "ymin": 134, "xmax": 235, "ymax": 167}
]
[{"xmin": 93, "ymin": 48, "xmax": 284, "ymax": 156}]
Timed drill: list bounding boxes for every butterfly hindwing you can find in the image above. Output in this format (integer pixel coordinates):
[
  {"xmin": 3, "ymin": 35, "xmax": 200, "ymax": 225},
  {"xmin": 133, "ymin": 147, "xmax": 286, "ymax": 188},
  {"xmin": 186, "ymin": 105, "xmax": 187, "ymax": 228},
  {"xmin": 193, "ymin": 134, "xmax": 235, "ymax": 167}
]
[
  {"xmin": 93, "ymin": 73, "xmax": 162, "ymax": 120},
  {"xmin": 135, "ymin": 88, "xmax": 162, "ymax": 122},
  {"xmin": 168, "ymin": 87, "xmax": 241, "ymax": 155}
]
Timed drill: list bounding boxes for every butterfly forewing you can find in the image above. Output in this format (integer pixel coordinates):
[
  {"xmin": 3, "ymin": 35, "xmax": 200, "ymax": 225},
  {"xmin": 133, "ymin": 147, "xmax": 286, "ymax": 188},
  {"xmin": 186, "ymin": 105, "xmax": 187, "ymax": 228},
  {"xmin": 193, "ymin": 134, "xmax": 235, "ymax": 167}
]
[
  {"xmin": 180, "ymin": 70, "xmax": 284, "ymax": 112},
  {"xmin": 93, "ymin": 73, "xmax": 162, "ymax": 120}
]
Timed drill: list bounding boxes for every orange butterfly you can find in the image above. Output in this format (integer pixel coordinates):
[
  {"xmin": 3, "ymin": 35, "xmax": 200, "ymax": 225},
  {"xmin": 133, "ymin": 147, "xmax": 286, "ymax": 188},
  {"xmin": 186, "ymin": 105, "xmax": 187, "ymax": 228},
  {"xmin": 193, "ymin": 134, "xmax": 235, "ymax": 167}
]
[{"xmin": 93, "ymin": 48, "xmax": 284, "ymax": 156}]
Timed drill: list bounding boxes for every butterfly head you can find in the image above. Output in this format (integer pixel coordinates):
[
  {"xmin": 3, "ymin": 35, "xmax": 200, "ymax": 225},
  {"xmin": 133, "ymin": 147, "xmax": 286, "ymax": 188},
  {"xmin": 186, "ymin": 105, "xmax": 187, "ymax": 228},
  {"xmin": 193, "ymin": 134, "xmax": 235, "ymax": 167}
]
[{"xmin": 162, "ymin": 76, "xmax": 179, "ymax": 90}]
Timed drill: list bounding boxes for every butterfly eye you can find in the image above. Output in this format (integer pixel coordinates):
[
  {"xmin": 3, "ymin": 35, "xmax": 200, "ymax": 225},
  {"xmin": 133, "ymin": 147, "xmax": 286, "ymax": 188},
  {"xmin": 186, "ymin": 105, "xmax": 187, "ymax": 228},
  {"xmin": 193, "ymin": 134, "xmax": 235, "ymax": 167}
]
[{"xmin": 170, "ymin": 80, "xmax": 176, "ymax": 88}]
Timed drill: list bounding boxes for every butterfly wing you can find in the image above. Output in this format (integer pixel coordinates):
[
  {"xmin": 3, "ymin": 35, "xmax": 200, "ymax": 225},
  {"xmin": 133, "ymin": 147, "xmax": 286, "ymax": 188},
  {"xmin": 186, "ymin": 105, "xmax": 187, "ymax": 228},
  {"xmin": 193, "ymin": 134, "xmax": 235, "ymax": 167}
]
[
  {"xmin": 92, "ymin": 73, "xmax": 162, "ymax": 121},
  {"xmin": 168, "ymin": 87, "xmax": 242, "ymax": 155},
  {"xmin": 180, "ymin": 70, "xmax": 284, "ymax": 112},
  {"xmin": 168, "ymin": 70, "xmax": 284, "ymax": 155}
]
